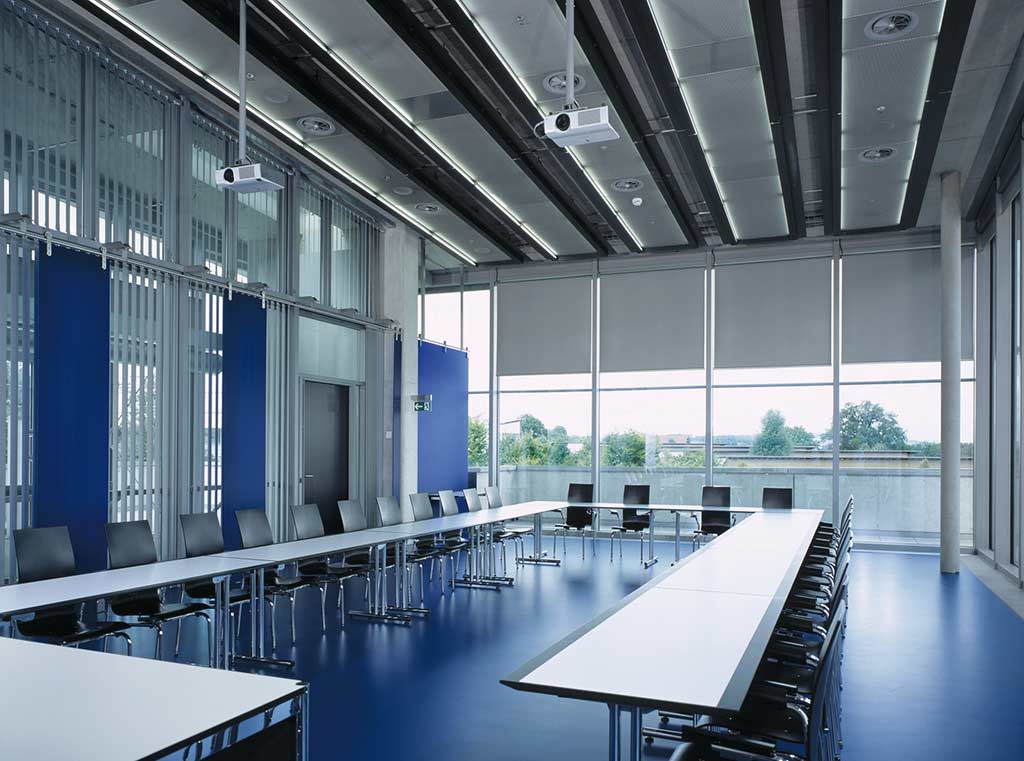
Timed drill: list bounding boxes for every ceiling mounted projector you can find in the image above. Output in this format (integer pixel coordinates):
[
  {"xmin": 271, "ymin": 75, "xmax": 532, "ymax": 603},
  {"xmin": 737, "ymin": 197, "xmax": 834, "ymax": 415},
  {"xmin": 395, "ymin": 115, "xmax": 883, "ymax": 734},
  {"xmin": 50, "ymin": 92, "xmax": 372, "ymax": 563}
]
[
  {"xmin": 215, "ymin": 163, "xmax": 285, "ymax": 193},
  {"xmin": 544, "ymin": 105, "xmax": 619, "ymax": 147}
]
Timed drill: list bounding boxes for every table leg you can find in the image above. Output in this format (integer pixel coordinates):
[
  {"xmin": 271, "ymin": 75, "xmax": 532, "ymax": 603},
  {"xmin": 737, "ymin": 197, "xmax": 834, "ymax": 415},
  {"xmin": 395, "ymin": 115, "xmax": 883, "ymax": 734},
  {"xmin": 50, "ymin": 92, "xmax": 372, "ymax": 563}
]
[
  {"xmin": 674, "ymin": 511, "xmax": 681, "ymax": 564},
  {"xmin": 627, "ymin": 707, "xmax": 642, "ymax": 761},
  {"xmin": 233, "ymin": 567, "xmax": 295, "ymax": 669},
  {"xmin": 455, "ymin": 526, "xmax": 503, "ymax": 590},
  {"xmin": 518, "ymin": 511, "xmax": 561, "ymax": 566},
  {"xmin": 389, "ymin": 539, "xmax": 429, "ymax": 617},
  {"xmin": 643, "ymin": 515, "xmax": 659, "ymax": 569},
  {"xmin": 349, "ymin": 542, "xmax": 411, "ymax": 625},
  {"xmin": 608, "ymin": 705, "xmax": 621, "ymax": 761}
]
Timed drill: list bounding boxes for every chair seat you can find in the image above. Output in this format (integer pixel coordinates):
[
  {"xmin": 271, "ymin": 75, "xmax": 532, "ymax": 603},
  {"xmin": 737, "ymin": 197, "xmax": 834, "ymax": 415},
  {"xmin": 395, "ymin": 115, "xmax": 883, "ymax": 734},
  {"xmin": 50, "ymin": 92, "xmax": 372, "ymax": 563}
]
[
  {"xmin": 342, "ymin": 548, "xmax": 398, "ymax": 568},
  {"xmin": 619, "ymin": 519, "xmax": 650, "ymax": 532},
  {"xmin": 110, "ymin": 593, "xmax": 210, "ymax": 621},
  {"xmin": 714, "ymin": 701, "xmax": 807, "ymax": 745},
  {"xmin": 554, "ymin": 523, "xmax": 590, "ymax": 531},
  {"xmin": 184, "ymin": 581, "xmax": 251, "ymax": 604},
  {"xmin": 18, "ymin": 613, "xmax": 131, "ymax": 645},
  {"xmin": 298, "ymin": 559, "xmax": 365, "ymax": 579}
]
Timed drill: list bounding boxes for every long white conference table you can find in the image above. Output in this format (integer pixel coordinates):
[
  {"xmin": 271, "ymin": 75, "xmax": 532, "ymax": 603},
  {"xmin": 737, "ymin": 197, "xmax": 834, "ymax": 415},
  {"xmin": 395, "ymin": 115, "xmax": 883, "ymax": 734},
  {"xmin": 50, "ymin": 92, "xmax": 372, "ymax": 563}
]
[
  {"xmin": 501, "ymin": 509, "xmax": 824, "ymax": 761},
  {"xmin": 0, "ymin": 631, "xmax": 309, "ymax": 760}
]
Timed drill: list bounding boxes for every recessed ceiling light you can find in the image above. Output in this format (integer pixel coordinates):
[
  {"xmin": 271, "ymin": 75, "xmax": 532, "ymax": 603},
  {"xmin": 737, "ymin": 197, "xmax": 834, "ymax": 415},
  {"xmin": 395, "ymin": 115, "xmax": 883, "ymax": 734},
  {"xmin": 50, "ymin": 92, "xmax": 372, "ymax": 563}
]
[
  {"xmin": 295, "ymin": 115, "xmax": 337, "ymax": 137},
  {"xmin": 611, "ymin": 178, "xmax": 644, "ymax": 192},
  {"xmin": 264, "ymin": 89, "xmax": 290, "ymax": 104},
  {"xmin": 415, "ymin": 203, "xmax": 440, "ymax": 214},
  {"xmin": 392, "ymin": 185, "xmax": 414, "ymax": 196},
  {"xmin": 543, "ymin": 71, "xmax": 585, "ymax": 96},
  {"xmin": 875, "ymin": 104, "xmax": 887, "ymax": 113},
  {"xmin": 864, "ymin": 11, "xmax": 919, "ymax": 41},
  {"xmin": 859, "ymin": 146, "xmax": 896, "ymax": 163}
]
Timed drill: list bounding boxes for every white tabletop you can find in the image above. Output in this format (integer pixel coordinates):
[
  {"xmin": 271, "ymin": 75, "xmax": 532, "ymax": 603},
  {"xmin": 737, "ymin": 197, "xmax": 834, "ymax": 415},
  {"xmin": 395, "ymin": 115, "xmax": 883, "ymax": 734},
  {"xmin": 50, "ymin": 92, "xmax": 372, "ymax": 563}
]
[
  {"xmin": 502, "ymin": 510, "xmax": 823, "ymax": 715},
  {"xmin": 0, "ymin": 636, "xmax": 304, "ymax": 760},
  {"xmin": 573, "ymin": 502, "xmax": 761, "ymax": 514},
  {"xmin": 0, "ymin": 555, "xmax": 264, "ymax": 618},
  {"xmin": 213, "ymin": 528, "xmax": 404, "ymax": 564}
]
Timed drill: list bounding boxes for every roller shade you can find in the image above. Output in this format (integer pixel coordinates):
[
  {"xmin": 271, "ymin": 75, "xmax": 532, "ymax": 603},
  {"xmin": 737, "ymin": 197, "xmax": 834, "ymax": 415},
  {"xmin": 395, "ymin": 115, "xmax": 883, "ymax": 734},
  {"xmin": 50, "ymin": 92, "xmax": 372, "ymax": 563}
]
[
  {"xmin": 497, "ymin": 277, "xmax": 592, "ymax": 375},
  {"xmin": 842, "ymin": 249, "xmax": 974, "ymax": 363},
  {"xmin": 600, "ymin": 268, "xmax": 705, "ymax": 372},
  {"xmin": 714, "ymin": 257, "xmax": 832, "ymax": 368}
]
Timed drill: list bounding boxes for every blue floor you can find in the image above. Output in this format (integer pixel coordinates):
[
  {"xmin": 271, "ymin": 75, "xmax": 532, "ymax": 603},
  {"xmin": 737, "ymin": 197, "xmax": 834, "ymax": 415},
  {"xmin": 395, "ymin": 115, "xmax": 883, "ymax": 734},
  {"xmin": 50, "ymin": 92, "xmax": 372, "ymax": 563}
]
[{"xmin": 164, "ymin": 539, "xmax": 1024, "ymax": 760}]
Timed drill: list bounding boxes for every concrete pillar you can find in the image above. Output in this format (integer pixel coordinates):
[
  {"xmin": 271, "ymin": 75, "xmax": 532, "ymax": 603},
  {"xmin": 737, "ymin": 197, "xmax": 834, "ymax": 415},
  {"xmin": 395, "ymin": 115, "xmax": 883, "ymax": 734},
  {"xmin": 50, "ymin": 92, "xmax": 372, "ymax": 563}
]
[
  {"xmin": 940, "ymin": 171, "xmax": 961, "ymax": 574},
  {"xmin": 381, "ymin": 224, "xmax": 420, "ymax": 520}
]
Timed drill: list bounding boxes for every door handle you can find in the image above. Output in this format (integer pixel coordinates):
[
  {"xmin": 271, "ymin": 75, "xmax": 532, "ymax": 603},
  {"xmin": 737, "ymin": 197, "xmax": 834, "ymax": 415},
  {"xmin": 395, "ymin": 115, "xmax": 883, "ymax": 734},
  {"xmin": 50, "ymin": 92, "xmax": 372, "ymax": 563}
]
[{"xmin": 303, "ymin": 474, "xmax": 314, "ymax": 479}]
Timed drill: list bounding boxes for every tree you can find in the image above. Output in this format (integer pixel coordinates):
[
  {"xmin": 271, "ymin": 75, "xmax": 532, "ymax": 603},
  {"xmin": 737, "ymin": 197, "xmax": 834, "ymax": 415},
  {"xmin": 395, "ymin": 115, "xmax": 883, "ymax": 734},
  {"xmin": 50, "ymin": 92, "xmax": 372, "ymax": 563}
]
[
  {"xmin": 518, "ymin": 414, "xmax": 547, "ymax": 438},
  {"xmin": 828, "ymin": 401, "xmax": 908, "ymax": 451},
  {"xmin": 751, "ymin": 409, "xmax": 793, "ymax": 457},
  {"xmin": 601, "ymin": 430, "xmax": 646, "ymax": 467},
  {"xmin": 786, "ymin": 425, "xmax": 818, "ymax": 448},
  {"xmin": 468, "ymin": 416, "xmax": 488, "ymax": 466},
  {"xmin": 547, "ymin": 426, "xmax": 574, "ymax": 465}
]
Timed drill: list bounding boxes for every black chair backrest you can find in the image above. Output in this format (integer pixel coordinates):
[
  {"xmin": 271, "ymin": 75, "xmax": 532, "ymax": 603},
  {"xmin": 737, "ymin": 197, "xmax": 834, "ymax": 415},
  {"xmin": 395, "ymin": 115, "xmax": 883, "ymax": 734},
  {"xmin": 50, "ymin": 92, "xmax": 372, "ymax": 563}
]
[
  {"xmin": 339, "ymin": 499, "xmax": 368, "ymax": 532},
  {"xmin": 485, "ymin": 486, "xmax": 502, "ymax": 509},
  {"xmin": 14, "ymin": 526, "xmax": 76, "ymax": 583},
  {"xmin": 105, "ymin": 520, "xmax": 159, "ymax": 569},
  {"xmin": 409, "ymin": 493, "xmax": 434, "ymax": 521},
  {"xmin": 566, "ymin": 506, "xmax": 593, "ymax": 529},
  {"xmin": 235, "ymin": 509, "xmax": 275, "ymax": 549},
  {"xmin": 622, "ymin": 484, "xmax": 650, "ymax": 522},
  {"xmin": 762, "ymin": 487, "xmax": 793, "ymax": 509},
  {"xmin": 317, "ymin": 502, "xmax": 345, "ymax": 536},
  {"xmin": 567, "ymin": 482, "xmax": 594, "ymax": 503},
  {"xmin": 438, "ymin": 490, "xmax": 460, "ymax": 516},
  {"xmin": 464, "ymin": 490, "xmax": 483, "ymax": 512},
  {"xmin": 701, "ymin": 485, "xmax": 731, "ymax": 508},
  {"xmin": 291, "ymin": 504, "xmax": 326, "ymax": 540},
  {"xmin": 180, "ymin": 512, "xmax": 225, "ymax": 557},
  {"xmin": 376, "ymin": 496, "xmax": 403, "ymax": 527}
]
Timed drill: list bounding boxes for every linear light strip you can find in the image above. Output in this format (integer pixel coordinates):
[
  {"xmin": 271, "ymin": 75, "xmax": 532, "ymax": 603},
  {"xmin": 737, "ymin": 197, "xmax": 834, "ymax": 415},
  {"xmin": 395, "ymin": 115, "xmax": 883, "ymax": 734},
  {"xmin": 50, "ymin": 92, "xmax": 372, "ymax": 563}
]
[
  {"xmin": 450, "ymin": 0, "xmax": 645, "ymax": 252},
  {"xmin": 87, "ymin": 0, "xmax": 477, "ymax": 266},
  {"xmin": 264, "ymin": 0, "xmax": 558, "ymax": 259}
]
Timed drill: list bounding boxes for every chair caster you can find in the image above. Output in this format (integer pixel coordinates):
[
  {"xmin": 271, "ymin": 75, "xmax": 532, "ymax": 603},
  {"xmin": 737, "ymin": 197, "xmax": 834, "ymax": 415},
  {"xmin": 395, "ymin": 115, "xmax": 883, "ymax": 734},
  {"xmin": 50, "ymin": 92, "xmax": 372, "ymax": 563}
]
[
  {"xmin": 645, "ymin": 736, "xmax": 654, "ymax": 746},
  {"xmin": 660, "ymin": 716, "xmax": 669, "ymax": 726}
]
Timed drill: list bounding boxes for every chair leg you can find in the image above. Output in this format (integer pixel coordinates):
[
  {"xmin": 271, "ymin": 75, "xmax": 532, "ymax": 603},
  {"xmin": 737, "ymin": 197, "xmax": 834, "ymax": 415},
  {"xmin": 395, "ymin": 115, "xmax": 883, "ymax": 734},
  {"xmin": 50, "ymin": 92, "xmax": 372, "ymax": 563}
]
[
  {"xmin": 199, "ymin": 612, "xmax": 213, "ymax": 668},
  {"xmin": 290, "ymin": 592, "xmax": 297, "ymax": 643},
  {"xmin": 154, "ymin": 623, "xmax": 164, "ymax": 660},
  {"xmin": 339, "ymin": 582, "xmax": 346, "ymax": 629},
  {"xmin": 175, "ymin": 617, "xmax": 183, "ymax": 657},
  {"xmin": 116, "ymin": 631, "xmax": 132, "ymax": 657}
]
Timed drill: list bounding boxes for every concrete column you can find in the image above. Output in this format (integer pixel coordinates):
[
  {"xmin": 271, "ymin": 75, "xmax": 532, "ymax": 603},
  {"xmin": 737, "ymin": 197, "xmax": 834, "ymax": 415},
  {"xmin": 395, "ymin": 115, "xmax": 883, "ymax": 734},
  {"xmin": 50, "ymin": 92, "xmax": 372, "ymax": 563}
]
[
  {"xmin": 940, "ymin": 171, "xmax": 961, "ymax": 574},
  {"xmin": 381, "ymin": 224, "xmax": 420, "ymax": 520}
]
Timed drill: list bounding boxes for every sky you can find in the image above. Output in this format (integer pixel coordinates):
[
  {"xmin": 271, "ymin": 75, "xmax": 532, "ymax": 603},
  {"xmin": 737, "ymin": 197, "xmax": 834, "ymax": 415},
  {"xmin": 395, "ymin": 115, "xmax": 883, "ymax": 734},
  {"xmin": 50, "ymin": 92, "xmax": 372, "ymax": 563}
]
[{"xmin": 421, "ymin": 290, "xmax": 974, "ymax": 444}]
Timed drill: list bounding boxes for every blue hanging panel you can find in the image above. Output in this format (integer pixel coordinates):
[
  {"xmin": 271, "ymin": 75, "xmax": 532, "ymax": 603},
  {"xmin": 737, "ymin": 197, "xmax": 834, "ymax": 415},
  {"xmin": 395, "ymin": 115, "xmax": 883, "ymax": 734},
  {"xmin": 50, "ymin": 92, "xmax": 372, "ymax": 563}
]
[
  {"xmin": 34, "ymin": 244, "xmax": 110, "ymax": 573},
  {"xmin": 417, "ymin": 341, "xmax": 468, "ymax": 495},
  {"xmin": 221, "ymin": 293, "xmax": 267, "ymax": 550}
]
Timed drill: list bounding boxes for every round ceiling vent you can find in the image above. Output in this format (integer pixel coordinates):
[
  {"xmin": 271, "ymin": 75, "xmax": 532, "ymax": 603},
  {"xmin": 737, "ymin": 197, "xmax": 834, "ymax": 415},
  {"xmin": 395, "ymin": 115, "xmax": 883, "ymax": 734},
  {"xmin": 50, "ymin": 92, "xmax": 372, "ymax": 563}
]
[
  {"xmin": 859, "ymin": 146, "xmax": 896, "ymax": 163},
  {"xmin": 263, "ymin": 89, "xmax": 290, "ymax": 105},
  {"xmin": 295, "ymin": 115, "xmax": 337, "ymax": 137},
  {"xmin": 611, "ymin": 178, "xmax": 644, "ymax": 192},
  {"xmin": 543, "ymin": 71, "xmax": 586, "ymax": 96},
  {"xmin": 864, "ymin": 11, "xmax": 919, "ymax": 41},
  {"xmin": 415, "ymin": 203, "xmax": 440, "ymax": 214},
  {"xmin": 392, "ymin": 185, "xmax": 414, "ymax": 196}
]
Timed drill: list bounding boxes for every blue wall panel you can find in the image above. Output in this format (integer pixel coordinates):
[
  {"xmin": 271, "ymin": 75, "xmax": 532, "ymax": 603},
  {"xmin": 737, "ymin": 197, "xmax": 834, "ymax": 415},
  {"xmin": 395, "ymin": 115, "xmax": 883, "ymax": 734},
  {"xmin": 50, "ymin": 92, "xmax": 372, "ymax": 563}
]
[
  {"xmin": 34, "ymin": 245, "xmax": 110, "ymax": 573},
  {"xmin": 417, "ymin": 341, "xmax": 468, "ymax": 495},
  {"xmin": 221, "ymin": 294, "xmax": 266, "ymax": 551}
]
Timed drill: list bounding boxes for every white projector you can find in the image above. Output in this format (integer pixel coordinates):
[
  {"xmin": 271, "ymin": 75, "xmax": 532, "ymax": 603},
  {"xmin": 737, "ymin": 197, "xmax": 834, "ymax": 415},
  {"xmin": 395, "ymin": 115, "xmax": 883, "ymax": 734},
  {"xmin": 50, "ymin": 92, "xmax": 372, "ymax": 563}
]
[
  {"xmin": 215, "ymin": 162, "xmax": 284, "ymax": 193},
  {"xmin": 543, "ymin": 105, "xmax": 619, "ymax": 147}
]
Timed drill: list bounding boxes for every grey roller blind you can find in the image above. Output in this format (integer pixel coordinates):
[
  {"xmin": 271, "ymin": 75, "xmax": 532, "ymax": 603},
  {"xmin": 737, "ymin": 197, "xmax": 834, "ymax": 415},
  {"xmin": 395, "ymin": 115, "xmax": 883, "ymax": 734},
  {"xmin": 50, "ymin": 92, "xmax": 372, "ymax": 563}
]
[
  {"xmin": 714, "ymin": 257, "xmax": 832, "ymax": 368},
  {"xmin": 600, "ymin": 268, "xmax": 704, "ymax": 372},
  {"xmin": 842, "ymin": 249, "xmax": 974, "ymax": 363},
  {"xmin": 497, "ymin": 277, "xmax": 592, "ymax": 375}
]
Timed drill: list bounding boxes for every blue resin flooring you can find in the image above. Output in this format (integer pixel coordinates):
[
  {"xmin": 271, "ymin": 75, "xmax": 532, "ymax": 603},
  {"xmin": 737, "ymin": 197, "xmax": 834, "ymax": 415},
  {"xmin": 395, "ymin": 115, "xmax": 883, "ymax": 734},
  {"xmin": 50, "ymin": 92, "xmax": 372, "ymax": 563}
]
[{"xmin": 160, "ymin": 539, "xmax": 1024, "ymax": 760}]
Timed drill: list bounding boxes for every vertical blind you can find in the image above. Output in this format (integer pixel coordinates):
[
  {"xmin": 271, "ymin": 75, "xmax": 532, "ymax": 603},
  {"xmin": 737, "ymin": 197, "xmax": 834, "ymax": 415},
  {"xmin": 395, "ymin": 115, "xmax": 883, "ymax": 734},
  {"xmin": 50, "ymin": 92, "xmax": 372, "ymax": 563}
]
[
  {"xmin": 190, "ymin": 114, "xmax": 229, "ymax": 276},
  {"xmin": 0, "ymin": 231, "xmax": 33, "ymax": 582},
  {"xmin": 184, "ymin": 281, "xmax": 224, "ymax": 520},
  {"xmin": 108, "ymin": 261, "xmax": 177, "ymax": 558},
  {"xmin": 0, "ymin": 4, "xmax": 82, "ymax": 234}
]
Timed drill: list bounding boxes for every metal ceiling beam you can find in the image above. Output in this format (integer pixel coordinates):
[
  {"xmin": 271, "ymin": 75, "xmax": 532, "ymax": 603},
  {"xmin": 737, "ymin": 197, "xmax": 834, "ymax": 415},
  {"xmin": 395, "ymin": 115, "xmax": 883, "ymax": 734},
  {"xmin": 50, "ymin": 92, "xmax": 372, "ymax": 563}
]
[
  {"xmin": 899, "ymin": 0, "xmax": 977, "ymax": 228},
  {"xmin": 561, "ymin": 0, "xmax": 704, "ymax": 248},
  {"xmin": 430, "ymin": 0, "xmax": 641, "ymax": 254},
  {"xmin": 609, "ymin": 0, "xmax": 735, "ymax": 245},
  {"xmin": 364, "ymin": 0, "xmax": 605, "ymax": 258},
  {"xmin": 826, "ymin": 0, "xmax": 842, "ymax": 235},
  {"xmin": 179, "ymin": 0, "xmax": 535, "ymax": 263},
  {"xmin": 749, "ymin": 0, "xmax": 805, "ymax": 240}
]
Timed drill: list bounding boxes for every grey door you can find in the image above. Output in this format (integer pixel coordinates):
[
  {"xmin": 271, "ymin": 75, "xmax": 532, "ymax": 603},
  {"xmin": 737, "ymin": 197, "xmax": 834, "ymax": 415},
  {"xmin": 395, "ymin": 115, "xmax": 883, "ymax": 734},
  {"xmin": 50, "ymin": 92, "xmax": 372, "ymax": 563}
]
[{"xmin": 302, "ymin": 381, "xmax": 349, "ymax": 534}]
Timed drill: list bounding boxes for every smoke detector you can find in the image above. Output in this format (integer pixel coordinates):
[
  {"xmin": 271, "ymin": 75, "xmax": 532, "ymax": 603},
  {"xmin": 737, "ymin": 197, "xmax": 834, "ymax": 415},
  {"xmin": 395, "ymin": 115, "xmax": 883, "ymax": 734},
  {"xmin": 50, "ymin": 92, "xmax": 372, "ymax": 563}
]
[
  {"xmin": 295, "ymin": 115, "xmax": 337, "ymax": 137},
  {"xmin": 859, "ymin": 146, "xmax": 896, "ymax": 163},
  {"xmin": 543, "ymin": 71, "xmax": 586, "ymax": 96},
  {"xmin": 611, "ymin": 178, "xmax": 644, "ymax": 192},
  {"xmin": 392, "ymin": 185, "xmax": 414, "ymax": 196},
  {"xmin": 864, "ymin": 11, "xmax": 918, "ymax": 41},
  {"xmin": 415, "ymin": 203, "xmax": 440, "ymax": 214}
]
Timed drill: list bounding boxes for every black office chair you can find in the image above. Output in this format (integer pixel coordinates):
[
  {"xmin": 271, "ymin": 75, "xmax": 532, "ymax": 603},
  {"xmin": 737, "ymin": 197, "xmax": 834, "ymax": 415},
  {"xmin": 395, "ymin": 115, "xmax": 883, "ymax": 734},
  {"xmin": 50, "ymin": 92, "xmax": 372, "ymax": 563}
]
[
  {"xmin": 464, "ymin": 489, "xmax": 512, "ymax": 573},
  {"xmin": 438, "ymin": 489, "xmax": 469, "ymax": 577},
  {"xmin": 762, "ymin": 487, "xmax": 793, "ymax": 510},
  {"xmin": 608, "ymin": 484, "xmax": 652, "ymax": 563},
  {"xmin": 376, "ymin": 496, "xmax": 436, "ymax": 603},
  {"xmin": 105, "ymin": 520, "xmax": 212, "ymax": 662},
  {"xmin": 290, "ymin": 504, "xmax": 364, "ymax": 630},
  {"xmin": 485, "ymin": 486, "xmax": 531, "ymax": 560},
  {"xmin": 12, "ymin": 526, "xmax": 133, "ymax": 655},
  {"xmin": 410, "ymin": 492, "xmax": 462, "ymax": 591},
  {"xmin": 693, "ymin": 486, "xmax": 733, "ymax": 549},
  {"xmin": 178, "ymin": 512, "xmax": 251, "ymax": 652},
  {"xmin": 554, "ymin": 483, "xmax": 595, "ymax": 559},
  {"xmin": 234, "ymin": 509, "xmax": 312, "ymax": 645}
]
